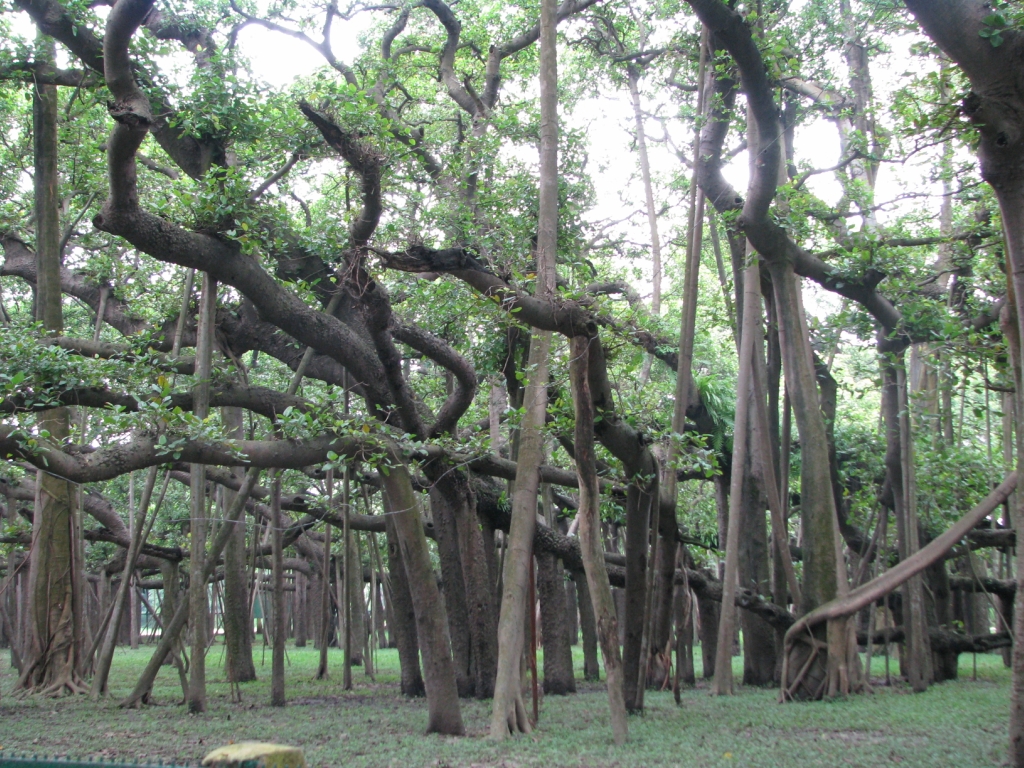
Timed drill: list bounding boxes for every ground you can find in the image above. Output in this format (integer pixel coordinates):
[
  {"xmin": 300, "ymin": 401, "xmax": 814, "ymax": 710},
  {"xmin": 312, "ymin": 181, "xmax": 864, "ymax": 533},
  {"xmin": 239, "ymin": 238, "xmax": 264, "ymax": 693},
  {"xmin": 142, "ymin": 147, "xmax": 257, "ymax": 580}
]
[{"xmin": 0, "ymin": 642, "xmax": 1011, "ymax": 767}]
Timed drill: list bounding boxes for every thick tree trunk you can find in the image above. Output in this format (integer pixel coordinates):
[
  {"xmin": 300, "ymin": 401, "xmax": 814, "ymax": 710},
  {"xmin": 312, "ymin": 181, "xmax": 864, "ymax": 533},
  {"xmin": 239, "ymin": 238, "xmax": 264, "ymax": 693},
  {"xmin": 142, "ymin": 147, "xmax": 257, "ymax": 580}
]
[
  {"xmin": 739, "ymin": 463, "xmax": 776, "ymax": 686},
  {"xmin": 385, "ymin": 514, "xmax": 425, "ymax": 697},
  {"xmin": 346, "ymin": 531, "xmax": 366, "ymax": 668},
  {"xmin": 769, "ymin": 261, "xmax": 844, "ymax": 698},
  {"xmin": 428, "ymin": 483, "xmax": 474, "ymax": 696},
  {"xmin": 623, "ymin": 481, "xmax": 655, "ymax": 709},
  {"xmin": 698, "ymin": 588, "xmax": 718, "ymax": 679},
  {"xmin": 714, "ymin": 252, "xmax": 760, "ymax": 695},
  {"xmin": 19, "ymin": 38, "xmax": 82, "ymax": 696},
  {"xmin": 537, "ymin": 551, "xmax": 575, "ymax": 694},
  {"xmin": 222, "ymin": 407, "xmax": 256, "ymax": 683},
  {"xmin": 382, "ymin": 459, "xmax": 464, "ymax": 735}
]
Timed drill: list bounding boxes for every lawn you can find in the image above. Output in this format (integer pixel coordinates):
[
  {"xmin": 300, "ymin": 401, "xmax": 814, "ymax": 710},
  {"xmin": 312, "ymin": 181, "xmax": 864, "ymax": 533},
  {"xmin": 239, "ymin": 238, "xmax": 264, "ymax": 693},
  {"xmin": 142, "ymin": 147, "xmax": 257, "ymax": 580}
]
[{"xmin": 0, "ymin": 642, "xmax": 1011, "ymax": 767}]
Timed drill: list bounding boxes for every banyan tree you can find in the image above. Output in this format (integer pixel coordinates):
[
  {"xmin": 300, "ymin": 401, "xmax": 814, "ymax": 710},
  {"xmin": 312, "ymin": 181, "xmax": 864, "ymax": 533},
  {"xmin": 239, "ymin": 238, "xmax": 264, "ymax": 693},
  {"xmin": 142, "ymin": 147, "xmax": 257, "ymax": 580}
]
[{"xmin": 2, "ymin": 0, "xmax": 1024, "ymax": 761}]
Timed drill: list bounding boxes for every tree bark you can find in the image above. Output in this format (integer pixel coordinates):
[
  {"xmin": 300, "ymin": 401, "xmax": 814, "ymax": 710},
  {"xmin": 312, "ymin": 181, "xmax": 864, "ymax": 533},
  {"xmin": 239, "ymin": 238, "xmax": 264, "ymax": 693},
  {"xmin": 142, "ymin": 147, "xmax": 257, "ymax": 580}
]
[
  {"xmin": 713, "ymin": 249, "xmax": 759, "ymax": 695},
  {"xmin": 270, "ymin": 473, "xmax": 286, "ymax": 706},
  {"xmin": 91, "ymin": 466, "xmax": 161, "ymax": 698},
  {"xmin": 537, "ymin": 550, "xmax": 575, "ymax": 694},
  {"xmin": 19, "ymin": 41, "xmax": 83, "ymax": 694},
  {"xmin": 222, "ymin": 407, "xmax": 256, "ymax": 683},
  {"xmin": 575, "ymin": 570, "xmax": 600, "ymax": 681},
  {"xmin": 384, "ymin": 513, "xmax": 425, "ymax": 697},
  {"xmin": 428, "ymin": 483, "xmax": 474, "ymax": 695},
  {"xmin": 187, "ymin": 273, "xmax": 216, "ymax": 713},
  {"xmin": 489, "ymin": 0, "xmax": 558, "ymax": 735},
  {"xmin": 382, "ymin": 458, "xmax": 464, "ymax": 735},
  {"xmin": 570, "ymin": 334, "xmax": 628, "ymax": 744}
]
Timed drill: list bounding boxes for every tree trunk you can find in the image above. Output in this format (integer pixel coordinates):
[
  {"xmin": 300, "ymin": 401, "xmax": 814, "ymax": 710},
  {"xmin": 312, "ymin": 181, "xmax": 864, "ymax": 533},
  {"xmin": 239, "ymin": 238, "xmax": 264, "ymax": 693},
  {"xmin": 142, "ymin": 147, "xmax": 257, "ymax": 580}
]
[
  {"xmin": 566, "ymin": 572, "xmax": 579, "ymax": 646},
  {"xmin": 674, "ymin": 577, "xmax": 696, "ymax": 688},
  {"xmin": 489, "ymin": 0, "xmax": 559, "ymax": 735},
  {"xmin": 270, "ymin": 474, "xmax": 286, "ymax": 706},
  {"xmin": 346, "ymin": 530, "xmax": 366, "ymax": 668},
  {"xmin": 569, "ymin": 334, "xmax": 628, "ymax": 743},
  {"xmin": 18, "ymin": 36, "xmax": 83, "ymax": 696},
  {"xmin": 187, "ymin": 273, "xmax": 216, "ymax": 713},
  {"xmin": 738, "ymin": 462, "xmax": 776, "ymax": 686},
  {"xmin": 575, "ymin": 571, "xmax": 600, "ymax": 682},
  {"xmin": 91, "ymin": 467, "xmax": 160, "ymax": 698},
  {"xmin": 623, "ymin": 481, "xmax": 655, "ymax": 709},
  {"xmin": 385, "ymin": 514, "xmax": 425, "ymax": 697},
  {"xmin": 537, "ymin": 550, "xmax": 575, "ymax": 694},
  {"xmin": 222, "ymin": 407, "xmax": 256, "ymax": 683},
  {"xmin": 713, "ymin": 250, "xmax": 760, "ymax": 695},
  {"xmin": 769, "ymin": 260, "xmax": 844, "ymax": 698},
  {"xmin": 382, "ymin": 458, "xmax": 464, "ymax": 735},
  {"xmin": 698, "ymin": 586, "xmax": 718, "ymax": 679},
  {"xmin": 428, "ymin": 483, "xmax": 474, "ymax": 695}
]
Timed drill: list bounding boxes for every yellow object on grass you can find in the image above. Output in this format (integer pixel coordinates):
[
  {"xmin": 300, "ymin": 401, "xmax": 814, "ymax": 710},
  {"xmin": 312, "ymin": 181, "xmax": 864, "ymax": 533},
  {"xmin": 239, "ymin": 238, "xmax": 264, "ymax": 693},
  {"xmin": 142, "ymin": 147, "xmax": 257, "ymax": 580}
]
[{"xmin": 202, "ymin": 742, "xmax": 307, "ymax": 768}]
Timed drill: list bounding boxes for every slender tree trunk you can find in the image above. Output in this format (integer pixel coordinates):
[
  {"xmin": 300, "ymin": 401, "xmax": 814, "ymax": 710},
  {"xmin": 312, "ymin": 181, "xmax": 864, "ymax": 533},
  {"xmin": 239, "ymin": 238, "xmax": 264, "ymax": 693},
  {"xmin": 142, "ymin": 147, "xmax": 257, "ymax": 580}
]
[
  {"xmin": 342, "ymin": 463, "xmax": 353, "ymax": 688},
  {"xmin": 575, "ymin": 571, "xmax": 600, "ymax": 682},
  {"xmin": 270, "ymin": 474, "xmax": 286, "ymax": 706},
  {"xmin": 627, "ymin": 66, "xmax": 663, "ymax": 318},
  {"xmin": 187, "ymin": 274, "xmax": 216, "ymax": 713},
  {"xmin": 655, "ymin": 29, "xmax": 707, "ymax": 688},
  {"xmin": 222, "ymin": 407, "xmax": 256, "ymax": 683},
  {"xmin": 897, "ymin": 366, "xmax": 931, "ymax": 691},
  {"xmin": 347, "ymin": 530, "xmax": 366, "ymax": 668},
  {"xmin": 91, "ymin": 467, "xmax": 161, "ymax": 697},
  {"xmin": 120, "ymin": 469, "xmax": 262, "ymax": 708},
  {"xmin": 489, "ymin": 0, "xmax": 558, "ymax": 735},
  {"xmin": 569, "ymin": 336, "xmax": 628, "ymax": 742}
]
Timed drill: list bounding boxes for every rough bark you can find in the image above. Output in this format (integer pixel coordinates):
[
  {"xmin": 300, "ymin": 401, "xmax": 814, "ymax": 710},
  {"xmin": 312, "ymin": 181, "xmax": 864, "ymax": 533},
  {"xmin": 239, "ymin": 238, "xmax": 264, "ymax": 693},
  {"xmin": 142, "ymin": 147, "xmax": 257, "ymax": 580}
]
[
  {"xmin": 537, "ymin": 551, "xmax": 575, "ymax": 694},
  {"xmin": 187, "ymin": 272, "xmax": 216, "ymax": 713},
  {"xmin": 570, "ymin": 335, "xmax": 628, "ymax": 744},
  {"xmin": 385, "ymin": 513, "xmax": 425, "ymax": 697},
  {"xmin": 381, "ymin": 457, "xmax": 464, "ymax": 735},
  {"xmin": 18, "ymin": 40, "xmax": 82, "ymax": 694},
  {"xmin": 270, "ymin": 474, "xmax": 286, "ymax": 706},
  {"xmin": 575, "ymin": 570, "xmax": 600, "ymax": 681},
  {"xmin": 714, "ymin": 251, "xmax": 760, "ymax": 695},
  {"xmin": 222, "ymin": 407, "xmax": 256, "ymax": 683},
  {"xmin": 489, "ymin": 0, "xmax": 559, "ymax": 735}
]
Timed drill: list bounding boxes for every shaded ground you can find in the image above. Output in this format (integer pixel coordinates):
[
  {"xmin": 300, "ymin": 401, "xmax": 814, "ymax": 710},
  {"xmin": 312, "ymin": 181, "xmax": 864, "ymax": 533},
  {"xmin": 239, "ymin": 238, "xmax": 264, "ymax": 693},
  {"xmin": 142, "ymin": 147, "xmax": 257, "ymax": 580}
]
[{"xmin": 0, "ymin": 643, "xmax": 1010, "ymax": 767}]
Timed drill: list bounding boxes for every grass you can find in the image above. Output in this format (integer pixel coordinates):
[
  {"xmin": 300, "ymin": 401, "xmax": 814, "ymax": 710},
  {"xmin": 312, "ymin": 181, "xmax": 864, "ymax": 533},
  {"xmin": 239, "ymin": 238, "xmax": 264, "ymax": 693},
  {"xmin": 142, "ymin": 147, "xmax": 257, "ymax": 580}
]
[{"xmin": 0, "ymin": 641, "xmax": 1012, "ymax": 767}]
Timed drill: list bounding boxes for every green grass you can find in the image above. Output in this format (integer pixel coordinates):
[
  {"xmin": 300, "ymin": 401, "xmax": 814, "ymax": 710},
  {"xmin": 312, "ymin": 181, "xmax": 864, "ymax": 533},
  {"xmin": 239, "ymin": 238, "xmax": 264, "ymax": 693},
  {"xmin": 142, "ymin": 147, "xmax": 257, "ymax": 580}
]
[{"xmin": 0, "ymin": 642, "xmax": 1011, "ymax": 767}]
